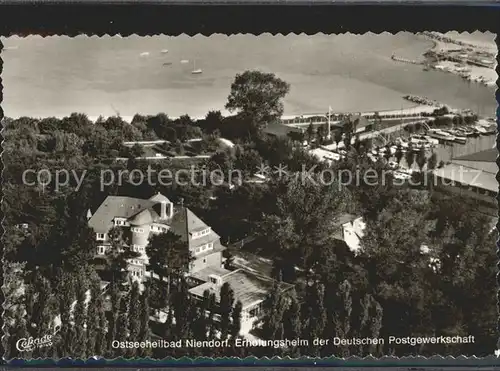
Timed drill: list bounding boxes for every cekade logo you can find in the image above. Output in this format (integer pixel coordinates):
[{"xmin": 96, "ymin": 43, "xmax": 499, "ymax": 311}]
[{"xmin": 16, "ymin": 334, "xmax": 54, "ymax": 352}]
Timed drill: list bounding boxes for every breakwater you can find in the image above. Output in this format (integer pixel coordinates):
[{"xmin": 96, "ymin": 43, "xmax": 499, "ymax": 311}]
[{"xmin": 391, "ymin": 54, "xmax": 423, "ymax": 66}]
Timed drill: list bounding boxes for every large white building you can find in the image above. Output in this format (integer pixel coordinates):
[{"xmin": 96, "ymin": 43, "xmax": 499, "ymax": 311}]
[
  {"xmin": 87, "ymin": 192, "xmax": 291, "ymax": 334},
  {"xmin": 87, "ymin": 192, "xmax": 225, "ymax": 281}
]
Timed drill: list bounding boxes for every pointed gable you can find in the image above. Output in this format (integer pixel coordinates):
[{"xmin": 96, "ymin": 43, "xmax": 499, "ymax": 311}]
[{"xmin": 169, "ymin": 207, "xmax": 220, "ymax": 250}]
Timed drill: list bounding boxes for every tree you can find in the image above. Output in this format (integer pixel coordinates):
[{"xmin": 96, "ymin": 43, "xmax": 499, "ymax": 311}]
[
  {"xmin": 416, "ymin": 149, "xmax": 427, "ymax": 171},
  {"xmin": 316, "ymin": 125, "xmax": 325, "ymax": 144},
  {"xmin": 129, "ymin": 143, "xmax": 145, "ymax": 158},
  {"xmin": 147, "ymin": 231, "xmax": 191, "ymax": 305},
  {"xmin": 259, "ymin": 175, "xmax": 349, "ymax": 280},
  {"xmin": 223, "ymin": 249, "xmax": 235, "ymax": 270},
  {"xmin": 405, "ymin": 147, "xmax": 415, "ymax": 170},
  {"xmin": 283, "ymin": 297, "xmax": 301, "ymax": 357},
  {"xmin": 192, "ymin": 290, "xmax": 212, "ymax": 342},
  {"xmin": 383, "ymin": 146, "xmax": 392, "ymax": 162},
  {"xmin": 204, "ymin": 110, "xmax": 224, "ymax": 133},
  {"xmin": 334, "ymin": 130, "xmax": 343, "ymax": 147},
  {"xmin": 86, "ymin": 276, "xmax": 105, "ymax": 357},
  {"xmin": 231, "ymin": 301, "xmax": 243, "ymax": 339},
  {"xmin": 54, "ymin": 271, "xmax": 76, "ymax": 358},
  {"xmin": 138, "ymin": 283, "xmax": 152, "ymax": 357},
  {"xmin": 219, "ymin": 282, "xmax": 235, "ymax": 340},
  {"xmin": 126, "ymin": 281, "xmax": 142, "ymax": 357},
  {"xmin": 225, "ymin": 70, "xmax": 290, "ymax": 125},
  {"xmin": 5, "ymin": 308, "xmax": 30, "ymax": 359},
  {"xmin": 373, "ymin": 112, "xmax": 382, "ymax": 132},
  {"xmin": 303, "ymin": 282, "xmax": 326, "ymax": 356},
  {"xmin": 106, "ymin": 226, "xmax": 140, "ymax": 285},
  {"xmin": 427, "ymin": 152, "xmax": 438, "ymax": 170},
  {"xmin": 2, "ymin": 262, "xmax": 31, "ymax": 359},
  {"xmin": 362, "ymin": 294, "xmax": 383, "ymax": 356},
  {"xmin": 287, "ymin": 130, "xmax": 305, "ymax": 144},
  {"xmin": 360, "ymin": 193, "xmax": 433, "ymax": 354},
  {"xmin": 235, "ymin": 148, "xmax": 263, "ymax": 177},
  {"xmin": 206, "ymin": 292, "xmax": 218, "ymax": 340},
  {"xmin": 394, "ymin": 144, "xmax": 404, "ymax": 164},
  {"xmin": 73, "ymin": 275, "xmax": 88, "ymax": 358},
  {"xmin": 106, "ymin": 282, "xmax": 121, "ymax": 355},
  {"xmin": 331, "ymin": 280, "xmax": 353, "ymax": 357},
  {"xmin": 353, "ymin": 135, "xmax": 362, "ymax": 153},
  {"xmin": 114, "ymin": 296, "xmax": 129, "ymax": 357},
  {"xmin": 261, "ymin": 281, "xmax": 287, "ymax": 340},
  {"xmin": 172, "ymin": 279, "xmax": 195, "ymax": 341},
  {"xmin": 306, "ymin": 123, "xmax": 315, "ymax": 144}
]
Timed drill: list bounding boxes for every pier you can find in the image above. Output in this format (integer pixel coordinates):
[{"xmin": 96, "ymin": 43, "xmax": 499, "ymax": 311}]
[
  {"xmin": 391, "ymin": 54, "xmax": 424, "ymax": 66},
  {"xmin": 280, "ymin": 104, "xmax": 440, "ymax": 127}
]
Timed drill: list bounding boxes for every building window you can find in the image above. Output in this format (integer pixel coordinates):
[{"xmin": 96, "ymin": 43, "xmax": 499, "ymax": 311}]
[
  {"xmin": 192, "ymin": 228, "xmax": 211, "ymax": 239},
  {"xmin": 194, "ymin": 242, "xmax": 215, "ymax": 255},
  {"xmin": 96, "ymin": 233, "xmax": 106, "ymax": 241},
  {"xmin": 150, "ymin": 225, "xmax": 168, "ymax": 233},
  {"xmin": 203, "ymin": 258, "xmax": 207, "ymax": 263},
  {"xmin": 115, "ymin": 218, "xmax": 127, "ymax": 226},
  {"xmin": 132, "ymin": 244, "xmax": 144, "ymax": 253},
  {"xmin": 132, "ymin": 227, "xmax": 144, "ymax": 233},
  {"xmin": 97, "ymin": 246, "xmax": 106, "ymax": 255}
]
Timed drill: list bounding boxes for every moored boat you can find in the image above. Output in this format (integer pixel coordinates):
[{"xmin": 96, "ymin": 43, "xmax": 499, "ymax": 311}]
[
  {"xmin": 442, "ymin": 130, "xmax": 467, "ymax": 144},
  {"xmin": 191, "ymin": 59, "xmax": 203, "ymax": 74},
  {"xmin": 427, "ymin": 129, "xmax": 456, "ymax": 142}
]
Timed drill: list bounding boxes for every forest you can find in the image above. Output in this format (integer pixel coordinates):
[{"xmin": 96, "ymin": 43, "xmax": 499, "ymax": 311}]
[{"xmin": 2, "ymin": 70, "xmax": 497, "ymax": 359}]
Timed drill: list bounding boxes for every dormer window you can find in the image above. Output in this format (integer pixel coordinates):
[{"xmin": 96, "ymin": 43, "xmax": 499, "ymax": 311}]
[
  {"xmin": 209, "ymin": 274, "xmax": 222, "ymax": 285},
  {"xmin": 114, "ymin": 218, "xmax": 128, "ymax": 226},
  {"xmin": 191, "ymin": 228, "xmax": 211, "ymax": 240},
  {"xmin": 96, "ymin": 233, "xmax": 107, "ymax": 241},
  {"xmin": 150, "ymin": 225, "xmax": 168, "ymax": 233}
]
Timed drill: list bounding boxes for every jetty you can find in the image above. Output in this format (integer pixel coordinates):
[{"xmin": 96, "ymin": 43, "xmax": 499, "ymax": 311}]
[
  {"xmin": 403, "ymin": 95, "xmax": 444, "ymax": 107},
  {"xmin": 391, "ymin": 54, "xmax": 423, "ymax": 66}
]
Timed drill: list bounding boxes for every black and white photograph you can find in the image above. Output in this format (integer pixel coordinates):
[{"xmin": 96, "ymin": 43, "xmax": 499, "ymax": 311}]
[{"xmin": 1, "ymin": 32, "xmax": 498, "ymax": 360}]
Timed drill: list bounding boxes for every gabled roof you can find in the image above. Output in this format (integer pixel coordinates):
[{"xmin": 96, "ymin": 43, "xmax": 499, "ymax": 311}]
[
  {"xmin": 88, "ymin": 196, "xmax": 157, "ymax": 233},
  {"xmin": 88, "ymin": 194, "xmax": 221, "ymax": 247},
  {"xmin": 169, "ymin": 207, "xmax": 220, "ymax": 249}
]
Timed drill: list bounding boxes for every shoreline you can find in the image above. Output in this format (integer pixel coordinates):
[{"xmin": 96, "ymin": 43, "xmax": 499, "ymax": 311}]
[{"xmin": 418, "ymin": 32, "xmax": 497, "ymax": 88}]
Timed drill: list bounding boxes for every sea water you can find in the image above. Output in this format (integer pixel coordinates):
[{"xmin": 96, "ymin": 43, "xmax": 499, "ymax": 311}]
[{"xmin": 1, "ymin": 32, "xmax": 496, "ymax": 120}]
